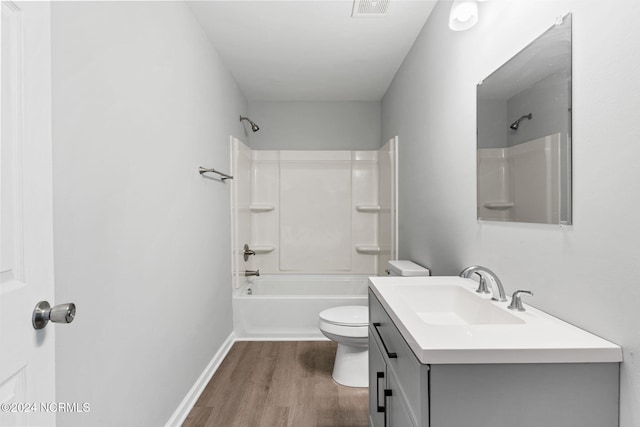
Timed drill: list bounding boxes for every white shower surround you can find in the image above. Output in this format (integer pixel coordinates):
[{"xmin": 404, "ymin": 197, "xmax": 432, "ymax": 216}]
[
  {"xmin": 477, "ymin": 133, "xmax": 561, "ymax": 223},
  {"xmin": 231, "ymin": 138, "xmax": 397, "ymax": 288}
]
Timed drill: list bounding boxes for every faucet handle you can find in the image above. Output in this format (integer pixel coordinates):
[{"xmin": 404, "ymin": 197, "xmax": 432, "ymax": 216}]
[
  {"xmin": 507, "ymin": 290, "xmax": 533, "ymax": 311},
  {"xmin": 475, "ymin": 276, "xmax": 490, "ymax": 294},
  {"xmin": 243, "ymin": 244, "xmax": 256, "ymax": 261}
]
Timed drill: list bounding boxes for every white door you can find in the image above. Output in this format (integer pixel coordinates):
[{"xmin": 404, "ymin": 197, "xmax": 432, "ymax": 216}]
[{"xmin": 1, "ymin": 2, "xmax": 56, "ymax": 426}]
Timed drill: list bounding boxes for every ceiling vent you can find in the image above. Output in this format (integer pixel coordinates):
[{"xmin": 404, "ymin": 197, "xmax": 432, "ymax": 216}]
[{"xmin": 352, "ymin": 0, "xmax": 390, "ymax": 17}]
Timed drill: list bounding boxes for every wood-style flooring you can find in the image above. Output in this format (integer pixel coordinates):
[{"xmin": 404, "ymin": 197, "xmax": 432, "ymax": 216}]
[{"xmin": 182, "ymin": 341, "xmax": 369, "ymax": 427}]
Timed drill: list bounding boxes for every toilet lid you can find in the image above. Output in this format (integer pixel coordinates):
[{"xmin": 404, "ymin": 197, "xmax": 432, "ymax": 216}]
[{"xmin": 319, "ymin": 306, "xmax": 368, "ymax": 326}]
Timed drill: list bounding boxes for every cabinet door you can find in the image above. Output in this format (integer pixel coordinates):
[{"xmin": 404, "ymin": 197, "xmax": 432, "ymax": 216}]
[
  {"xmin": 370, "ymin": 290, "xmax": 425, "ymax": 422},
  {"xmin": 387, "ymin": 368, "xmax": 417, "ymax": 427},
  {"xmin": 369, "ymin": 333, "xmax": 387, "ymax": 427}
]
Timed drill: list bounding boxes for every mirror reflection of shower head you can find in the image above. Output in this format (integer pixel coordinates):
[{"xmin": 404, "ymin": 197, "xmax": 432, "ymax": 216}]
[
  {"xmin": 509, "ymin": 113, "xmax": 532, "ymax": 131},
  {"xmin": 240, "ymin": 116, "xmax": 260, "ymax": 132}
]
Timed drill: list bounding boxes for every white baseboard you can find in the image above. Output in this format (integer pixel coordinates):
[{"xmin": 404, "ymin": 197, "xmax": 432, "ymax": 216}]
[
  {"xmin": 234, "ymin": 336, "xmax": 329, "ymax": 342},
  {"xmin": 165, "ymin": 332, "xmax": 236, "ymax": 427}
]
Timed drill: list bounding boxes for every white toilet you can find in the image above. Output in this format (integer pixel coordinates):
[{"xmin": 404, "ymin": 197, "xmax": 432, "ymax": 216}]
[
  {"xmin": 319, "ymin": 305, "xmax": 369, "ymax": 387},
  {"xmin": 318, "ymin": 260, "xmax": 430, "ymax": 388}
]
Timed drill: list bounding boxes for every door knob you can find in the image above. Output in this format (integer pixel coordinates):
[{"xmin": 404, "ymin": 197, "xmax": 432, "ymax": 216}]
[{"xmin": 32, "ymin": 301, "xmax": 76, "ymax": 330}]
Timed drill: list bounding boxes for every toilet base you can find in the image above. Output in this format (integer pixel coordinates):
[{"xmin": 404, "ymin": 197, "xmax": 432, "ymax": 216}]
[{"xmin": 332, "ymin": 343, "xmax": 368, "ymax": 388}]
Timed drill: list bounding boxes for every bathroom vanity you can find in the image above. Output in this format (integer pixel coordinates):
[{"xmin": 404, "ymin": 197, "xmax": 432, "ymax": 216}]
[{"xmin": 368, "ymin": 277, "xmax": 622, "ymax": 427}]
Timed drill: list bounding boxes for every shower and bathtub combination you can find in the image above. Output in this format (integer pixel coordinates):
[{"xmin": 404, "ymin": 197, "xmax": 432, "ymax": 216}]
[{"xmin": 230, "ymin": 137, "xmax": 398, "ymax": 340}]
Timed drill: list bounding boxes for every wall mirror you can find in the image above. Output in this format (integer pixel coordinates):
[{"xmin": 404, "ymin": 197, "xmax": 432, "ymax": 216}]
[{"xmin": 477, "ymin": 14, "xmax": 572, "ymax": 225}]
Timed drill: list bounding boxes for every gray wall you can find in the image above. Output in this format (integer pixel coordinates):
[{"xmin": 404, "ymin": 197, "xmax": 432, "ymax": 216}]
[
  {"xmin": 248, "ymin": 101, "xmax": 380, "ymax": 150},
  {"xmin": 381, "ymin": 1, "xmax": 640, "ymax": 425},
  {"xmin": 51, "ymin": 2, "xmax": 246, "ymax": 425}
]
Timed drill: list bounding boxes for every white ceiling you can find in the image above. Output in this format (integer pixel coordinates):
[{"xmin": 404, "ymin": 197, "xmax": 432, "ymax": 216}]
[
  {"xmin": 478, "ymin": 15, "xmax": 572, "ymax": 101},
  {"xmin": 188, "ymin": 1, "xmax": 437, "ymax": 101}
]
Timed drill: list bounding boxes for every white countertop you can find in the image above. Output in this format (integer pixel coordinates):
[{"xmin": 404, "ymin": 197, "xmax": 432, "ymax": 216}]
[{"xmin": 368, "ymin": 276, "xmax": 623, "ymax": 364}]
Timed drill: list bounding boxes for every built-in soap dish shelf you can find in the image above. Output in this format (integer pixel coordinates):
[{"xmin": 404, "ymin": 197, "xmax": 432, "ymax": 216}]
[
  {"xmin": 483, "ymin": 201, "xmax": 515, "ymax": 211},
  {"xmin": 251, "ymin": 245, "xmax": 275, "ymax": 254},
  {"xmin": 355, "ymin": 205, "xmax": 381, "ymax": 213},
  {"xmin": 250, "ymin": 204, "xmax": 275, "ymax": 213},
  {"xmin": 355, "ymin": 245, "xmax": 381, "ymax": 255}
]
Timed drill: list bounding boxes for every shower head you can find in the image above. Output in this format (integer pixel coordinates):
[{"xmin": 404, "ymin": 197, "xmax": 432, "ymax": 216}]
[
  {"xmin": 509, "ymin": 113, "xmax": 533, "ymax": 131},
  {"xmin": 240, "ymin": 116, "xmax": 260, "ymax": 132}
]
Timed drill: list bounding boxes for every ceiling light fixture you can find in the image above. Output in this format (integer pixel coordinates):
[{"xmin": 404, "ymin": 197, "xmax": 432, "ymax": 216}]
[
  {"xmin": 352, "ymin": 0, "xmax": 390, "ymax": 18},
  {"xmin": 449, "ymin": 0, "xmax": 479, "ymax": 31}
]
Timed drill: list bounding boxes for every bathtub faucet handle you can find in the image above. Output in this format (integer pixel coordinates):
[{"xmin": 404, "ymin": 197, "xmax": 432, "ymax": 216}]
[
  {"xmin": 245, "ymin": 270, "xmax": 260, "ymax": 277},
  {"xmin": 243, "ymin": 244, "xmax": 256, "ymax": 262}
]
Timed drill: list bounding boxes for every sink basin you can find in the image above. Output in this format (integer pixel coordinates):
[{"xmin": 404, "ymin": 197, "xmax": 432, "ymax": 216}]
[
  {"xmin": 368, "ymin": 276, "xmax": 623, "ymax": 364},
  {"xmin": 399, "ymin": 285, "xmax": 524, "ymax": 326}
]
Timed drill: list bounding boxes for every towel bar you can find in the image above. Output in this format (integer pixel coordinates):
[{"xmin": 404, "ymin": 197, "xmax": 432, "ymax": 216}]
[{"xmin": 199, "ymin": 167, "xmax": 233, "ymax": 181}]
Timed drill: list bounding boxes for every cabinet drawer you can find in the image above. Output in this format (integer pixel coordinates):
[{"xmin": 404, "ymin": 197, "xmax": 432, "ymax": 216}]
[{"xmin": 369, "ymin": 290, "xmax": 427, "ymax": 425}]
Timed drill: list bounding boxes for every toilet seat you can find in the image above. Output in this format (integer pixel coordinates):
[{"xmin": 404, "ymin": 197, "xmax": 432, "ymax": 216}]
[
  {"xmin": 319, "ymin": 306, "xmax": 368, "ymax": 326},
  {"xmin": 319, "ymin": 320, "xmax": 368, "ymax": 339}
]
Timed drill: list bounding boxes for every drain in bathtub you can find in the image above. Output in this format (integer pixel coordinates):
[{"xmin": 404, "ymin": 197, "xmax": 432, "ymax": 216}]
[{"xmin": 246, "ymin": 288, "xmax": 252, "ymax": 295}]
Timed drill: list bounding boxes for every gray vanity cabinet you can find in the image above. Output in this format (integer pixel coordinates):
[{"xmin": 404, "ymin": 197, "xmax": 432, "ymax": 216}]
[
  {"xmin": 368, "ymin": 289, "xmax": 620, "ymax": 427},
  {"xmin": 369, "ymin": 291, "xmax": 429, "ymax": 427}
]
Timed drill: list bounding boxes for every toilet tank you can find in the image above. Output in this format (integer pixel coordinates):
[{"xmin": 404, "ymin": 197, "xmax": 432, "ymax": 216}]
[{"xmin": 387, "ymin": 260, "xmax": 431, "ymax": 277}]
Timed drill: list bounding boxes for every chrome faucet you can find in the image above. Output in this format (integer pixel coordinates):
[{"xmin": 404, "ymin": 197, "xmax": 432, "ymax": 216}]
[
  {"xmin": 244, "ymin": 270, "xmax": 260, "ymax": 277},
  {"xmin": 459, "ymin": 266, "xmax": 507, "ymax": 302}
]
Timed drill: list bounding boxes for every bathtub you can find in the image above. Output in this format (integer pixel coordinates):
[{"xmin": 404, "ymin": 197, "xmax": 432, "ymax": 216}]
[{"xmin": 233, "ymin": 275, "xmax": 369, "ymax": 340}]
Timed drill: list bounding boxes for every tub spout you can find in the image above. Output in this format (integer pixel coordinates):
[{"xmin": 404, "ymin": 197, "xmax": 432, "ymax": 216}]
[{"xmin": 245, "ymin": 270, "xmax": 260, "ymax": 277}]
